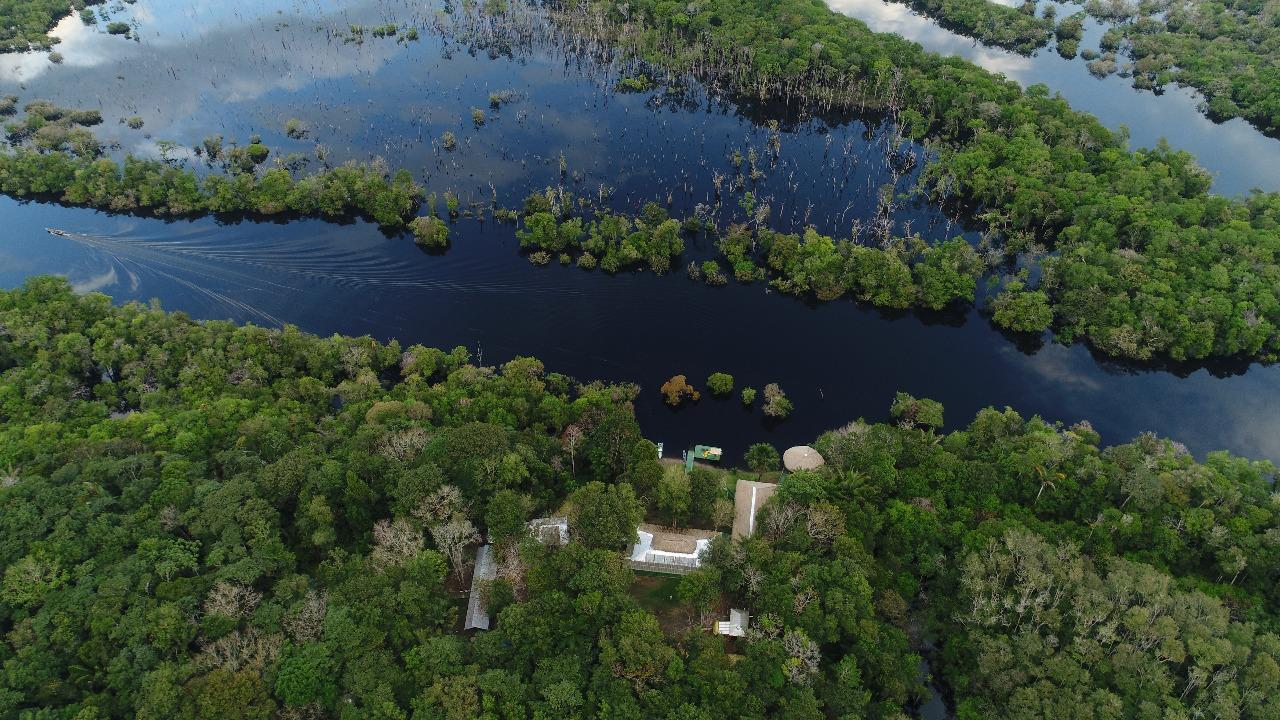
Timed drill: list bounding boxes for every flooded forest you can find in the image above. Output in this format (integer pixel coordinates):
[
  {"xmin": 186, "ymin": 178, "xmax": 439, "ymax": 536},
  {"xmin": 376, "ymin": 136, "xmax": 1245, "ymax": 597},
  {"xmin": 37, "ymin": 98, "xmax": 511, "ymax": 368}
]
[{"xmin": 2, "ymin": 1, "xmax": 1280, "ymax": 719}]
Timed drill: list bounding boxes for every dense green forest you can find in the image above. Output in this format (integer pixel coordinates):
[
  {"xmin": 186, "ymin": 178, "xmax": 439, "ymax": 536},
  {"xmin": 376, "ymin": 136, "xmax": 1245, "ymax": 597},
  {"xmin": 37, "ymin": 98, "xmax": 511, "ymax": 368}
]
[
  {"xmin": 1074, "ymin": 0, "xmax": 1280, "ymax": 135},
  {"xmin": 879, "ymin": 0, "xmax": 1280, "ymax": 136},
  {"xmin": 545, "ymin": 0, "xmax": 1280, "ymax": 362},
  {"xmin": 0, "ymin": 0, "xmax": 104, "ymax": 52},
  {"xmin": 0, "ymin": 101, "xmax": 422, "ymax": 231},
  {"xmin": 2, "ymin": 279, "xmax": 1278, "ymax": 719},
  {"xmin": 6, "ymin": 0, "xmax": 1280, "ymax": 363},
  {"xmin": 887, "ymin": 0, "xmax": 1053, "ymax": 53},
  {"xmin": 513, "ymin": 190, "xmax": 989, "ymax": 315}
]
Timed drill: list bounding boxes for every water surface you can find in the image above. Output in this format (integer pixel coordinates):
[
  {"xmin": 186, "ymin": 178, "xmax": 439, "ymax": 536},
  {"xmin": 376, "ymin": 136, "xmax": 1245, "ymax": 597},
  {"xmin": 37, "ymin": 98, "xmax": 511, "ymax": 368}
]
[
  {"xmin": 2, "ymin": 0, "xmax": 1280, "ymax": 466},
  {"xmin": 826, "ymin": 0, "xmax": 1280, "ymax": 196},
  {"xmin": 6, "ymin": 198, "xmax": 1280, "ymax": 465}
]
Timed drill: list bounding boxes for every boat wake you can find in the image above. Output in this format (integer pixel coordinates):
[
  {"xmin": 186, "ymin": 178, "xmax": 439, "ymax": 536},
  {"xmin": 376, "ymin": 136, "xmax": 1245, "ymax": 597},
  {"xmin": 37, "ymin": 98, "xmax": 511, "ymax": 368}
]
[{"xmin": 49, "ymin": 224, "xmax": 591, "ymax": 327}]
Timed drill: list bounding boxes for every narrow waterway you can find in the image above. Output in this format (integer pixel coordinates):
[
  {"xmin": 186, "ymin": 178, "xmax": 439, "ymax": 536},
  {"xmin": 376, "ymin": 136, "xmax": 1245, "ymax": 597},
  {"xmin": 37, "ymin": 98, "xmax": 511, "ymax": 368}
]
[{"xmin": 3, "ymin": 0, "xmax": 1280, "ymax": 467}]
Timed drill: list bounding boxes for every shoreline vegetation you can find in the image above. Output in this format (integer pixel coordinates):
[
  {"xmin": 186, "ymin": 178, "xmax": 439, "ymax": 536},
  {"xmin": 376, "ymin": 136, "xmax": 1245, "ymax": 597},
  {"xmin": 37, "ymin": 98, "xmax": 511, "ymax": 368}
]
[
  {"xmin": 0, "ymin": 0, "xmax": 104, "ymax": 52},
  {"xmin": 533, "ymin": 0, "xmax": 1280, "ymax": 362},
  {"xmin": 3, "ymin": 0, "xmax": 1280, "ymax": 365},
  {"xmin": 0, "ymin": 101, "xmax": 424, "ymax": 231},
  {"xmin": 511, "ymin": 188, "xmax": 993, "ymax": 317},
  {"xmin": 891, "ymin": 0, "xmax": 1054, "ymax": 54},
  {"xmin": 0, "ymin": 78, "xmax": 1275, "ymax": 365},
  {"xmin": 2, "ymin": 279, "xmax": 1278, "ymax": 719},
  {"xmin": 875, "ymin": 0, "xmax": 1280, "ymax": 137},
  {"xmin": 0, "ymin": 0, "xmax": 140, "ymax": 52}
]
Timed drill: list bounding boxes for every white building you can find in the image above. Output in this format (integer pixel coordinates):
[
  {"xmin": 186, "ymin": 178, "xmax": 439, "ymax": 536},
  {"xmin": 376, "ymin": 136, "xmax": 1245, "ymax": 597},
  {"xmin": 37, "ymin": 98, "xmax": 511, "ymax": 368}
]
[
  {"xmin": 716, "ymin": 608, "xmax": 749, "ymax": 637},
  {"xmin": 527, "ymin": 516, "xmax": 569, "ymax": 546},
  {"xmin": 627, "ymin": 525, "xmax": 715, "ymax": 573}
]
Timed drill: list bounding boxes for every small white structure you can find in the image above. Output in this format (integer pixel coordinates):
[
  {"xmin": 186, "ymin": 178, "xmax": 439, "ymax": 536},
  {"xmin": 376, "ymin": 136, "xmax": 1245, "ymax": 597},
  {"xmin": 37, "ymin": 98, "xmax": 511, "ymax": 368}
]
[
  {"xmin": 716, "ymin": 609, "xmax": 749, "ymax": 637},
  {"xmin": 527, "ymin": 516, "xmax": 569, "ymax": 546},
  {"xmin": 464, "ymin": 544, "xmax": 497, "ymax": 631}
]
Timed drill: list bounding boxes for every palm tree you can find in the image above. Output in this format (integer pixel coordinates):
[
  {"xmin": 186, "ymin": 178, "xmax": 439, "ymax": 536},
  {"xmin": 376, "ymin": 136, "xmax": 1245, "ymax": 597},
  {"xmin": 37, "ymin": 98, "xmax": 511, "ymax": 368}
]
[
  {"xmin": 1031, "ymin": 465, "xmax": 1063, "ymax": 504},
  {"xmin": 1, "ymin": 464, "xmax": 17, "ymax": 489}
]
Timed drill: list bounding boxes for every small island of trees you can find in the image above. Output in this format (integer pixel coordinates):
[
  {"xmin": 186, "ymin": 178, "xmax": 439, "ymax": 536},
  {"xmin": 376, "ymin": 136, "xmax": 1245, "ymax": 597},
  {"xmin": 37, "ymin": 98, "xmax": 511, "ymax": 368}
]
[
  {"xmin": 0, "ymin": 0, "xmax": 107, "ymax": 51},
  {"xmin": 659, "ymin": 374, "xmax": 700, "ymax": 406},
  {"xmin": 0, "ymin": 101, "xmax": 424, "ymax": 230}
]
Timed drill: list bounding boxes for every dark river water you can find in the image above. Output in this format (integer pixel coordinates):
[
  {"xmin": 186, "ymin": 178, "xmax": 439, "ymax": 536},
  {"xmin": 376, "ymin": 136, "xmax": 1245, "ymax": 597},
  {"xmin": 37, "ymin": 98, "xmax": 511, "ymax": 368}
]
[{"xmin": 3, "ymin": 0, "xmax": 1280, "ymax": 470}]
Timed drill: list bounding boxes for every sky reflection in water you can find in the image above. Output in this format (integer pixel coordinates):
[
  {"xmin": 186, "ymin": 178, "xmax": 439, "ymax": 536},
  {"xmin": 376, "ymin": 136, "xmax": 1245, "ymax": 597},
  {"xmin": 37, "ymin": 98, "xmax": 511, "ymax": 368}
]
[{"xmin": 2, "ymin": 0, "xmax": 1280, "ymax": 463}]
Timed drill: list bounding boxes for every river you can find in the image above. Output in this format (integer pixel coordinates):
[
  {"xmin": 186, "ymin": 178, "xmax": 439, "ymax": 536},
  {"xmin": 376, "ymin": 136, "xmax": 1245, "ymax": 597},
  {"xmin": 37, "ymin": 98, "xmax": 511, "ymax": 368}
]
[
  {"xmin": 826, "ymin": 0, "xmax": 1280, "ymax": 197},
  {"xmin": 3, "ymin": 0, "xmax": 1280, "ymax": 471}
]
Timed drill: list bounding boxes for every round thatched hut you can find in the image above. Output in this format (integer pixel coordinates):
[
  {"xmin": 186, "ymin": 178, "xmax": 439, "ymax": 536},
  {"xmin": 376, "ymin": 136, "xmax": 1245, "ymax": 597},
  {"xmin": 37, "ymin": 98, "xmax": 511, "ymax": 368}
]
[{"xmin": 783, "ymin": 445, "xmax": 825, "ymax": 472}]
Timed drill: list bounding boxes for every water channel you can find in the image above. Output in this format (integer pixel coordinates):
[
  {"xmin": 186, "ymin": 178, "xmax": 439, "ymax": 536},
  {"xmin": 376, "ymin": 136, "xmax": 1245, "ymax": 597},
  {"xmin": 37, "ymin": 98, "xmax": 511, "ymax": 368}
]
[{"xmin": 3, "ymin": 0, "xmax": 1280, "ymax": 469}]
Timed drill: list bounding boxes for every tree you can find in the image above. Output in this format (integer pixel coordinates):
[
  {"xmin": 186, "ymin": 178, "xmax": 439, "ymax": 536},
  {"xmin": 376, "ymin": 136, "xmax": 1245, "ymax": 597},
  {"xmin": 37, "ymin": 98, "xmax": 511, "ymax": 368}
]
[
  {"xmin": 762, "ymin": 384, "xmax": 793, "ymax": 418},
  {"xmin": 623, "ymin": 439, "xmax": 664, "ymax": 503},
  {"xmin": 1, "ymin": 553, "xmax": 66, "ymax": 607},
  {"xmin": 745, "ymin": 443, "xmax": 781, "ymax": 475},
  {"xmin": 822, "ymin": 656, "xmax": 871, "ymax": 718},
  {"xmin": 712, "ymin": 498, "xmax": 735, "ymax": 530},
  {"xmin": 412, "ymin": 484, "xmax": 463, "ymax": 525},
  {"xmin": 889, "ymin": 392, "xmax": 944, "ymax": 430},
  {"xmin": 410, "ymin": 215, "xmax": 450, "ymax": 249},
  {"xmin": 485, "ymin": 490, "xmax": 530, "ymax": 544},
  {"xmin": 185, "ymin": 669, "xmax": 276, "ymax": 720},
  {"xmin": 706, "ymin": 372, "xmax": 735, "ymax": 395},
  {"xmin": 992, "ymin": 280, "xmax": 1053, "ymax": 332},
  {"xmin": 568, "ymin": 481, "xmax": 643, "ymax": 550},
  {"xmin": 657, "ymin": 465, "xmax": 692, "ymax": 525},
  {"xmin": 688, "ymin": 467, "xmax": 719, "ymax": 520},
  {"xmin": 370, "ymin": 517, "xmax": 424, "ymax": 570},
  {"xmin": 660, "ymin": 375, "xmax": 700, "ymax": 406},
  {"xmin": 741, "ymin": 387, "xmax": 757, "ymax": 406},
  {"xmin": 678, "ymin": 569, "xmax": 721, "ymax": 613},
  {"xmin": 275, "ymin": 644, "xmax": 338, "ymax": 708},
  {"xmin": 597, "ymin": 610, "xmax": 676, "ymax": 690},
  {"xmin": 562, "ymin": 423, "xmax": 584, "ymax": 476},
  {"xmin": 430, "ymin": 517, "xmax": 481, "ymax": 581}
]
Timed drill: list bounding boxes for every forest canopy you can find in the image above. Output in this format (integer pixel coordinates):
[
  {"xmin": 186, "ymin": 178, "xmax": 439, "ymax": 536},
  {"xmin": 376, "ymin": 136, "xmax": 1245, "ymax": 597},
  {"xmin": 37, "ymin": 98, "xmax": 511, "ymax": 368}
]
[
  {"xmin": 543, "ymin": 0, "xmax": 1280, "ymax": 362},
  {"xmin": 4, "ymin": 0, "xmax": 1280, "ymax": 363},
  {"xmin": 0, "ymin": 0, "xmax": 103, "ymax": 52},
  {"xmin": 878, "ymin": 0, "xmax": 1280, "ymax": 136},
  {"xmin": 1, "ymin": 279, "xmax": 1278, "ymax": 719}
]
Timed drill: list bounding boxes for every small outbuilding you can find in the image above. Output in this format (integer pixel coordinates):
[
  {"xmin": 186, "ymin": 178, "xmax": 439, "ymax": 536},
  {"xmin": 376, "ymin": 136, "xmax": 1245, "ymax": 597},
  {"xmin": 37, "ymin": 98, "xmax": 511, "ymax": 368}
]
[
  {"xmin": 716, "ymin": 608, "xmax": 749, "ymax": 637},
  {"xmin": 783, "ymin": 445, "xmax": 825, "ymax": 472},
  {"xmin": 527, "ymin": 516, "xmax": 569, "ymax": 546}
]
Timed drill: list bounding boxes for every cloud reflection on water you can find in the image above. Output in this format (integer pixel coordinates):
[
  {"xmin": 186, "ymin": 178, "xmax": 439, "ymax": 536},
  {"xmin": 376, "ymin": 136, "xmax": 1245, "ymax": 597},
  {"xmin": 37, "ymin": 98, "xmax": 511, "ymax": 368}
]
[{"xmin": 824, "ymin": 0, "xmax": 1280, "ymax": 195}]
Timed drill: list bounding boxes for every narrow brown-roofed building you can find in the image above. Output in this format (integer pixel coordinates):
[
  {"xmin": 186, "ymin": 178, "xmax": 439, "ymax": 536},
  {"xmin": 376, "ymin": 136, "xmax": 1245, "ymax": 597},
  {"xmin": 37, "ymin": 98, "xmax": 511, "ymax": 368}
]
[{"xmin": 733, "ymin": 478, "xmax": 778, "ymax": 540}]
